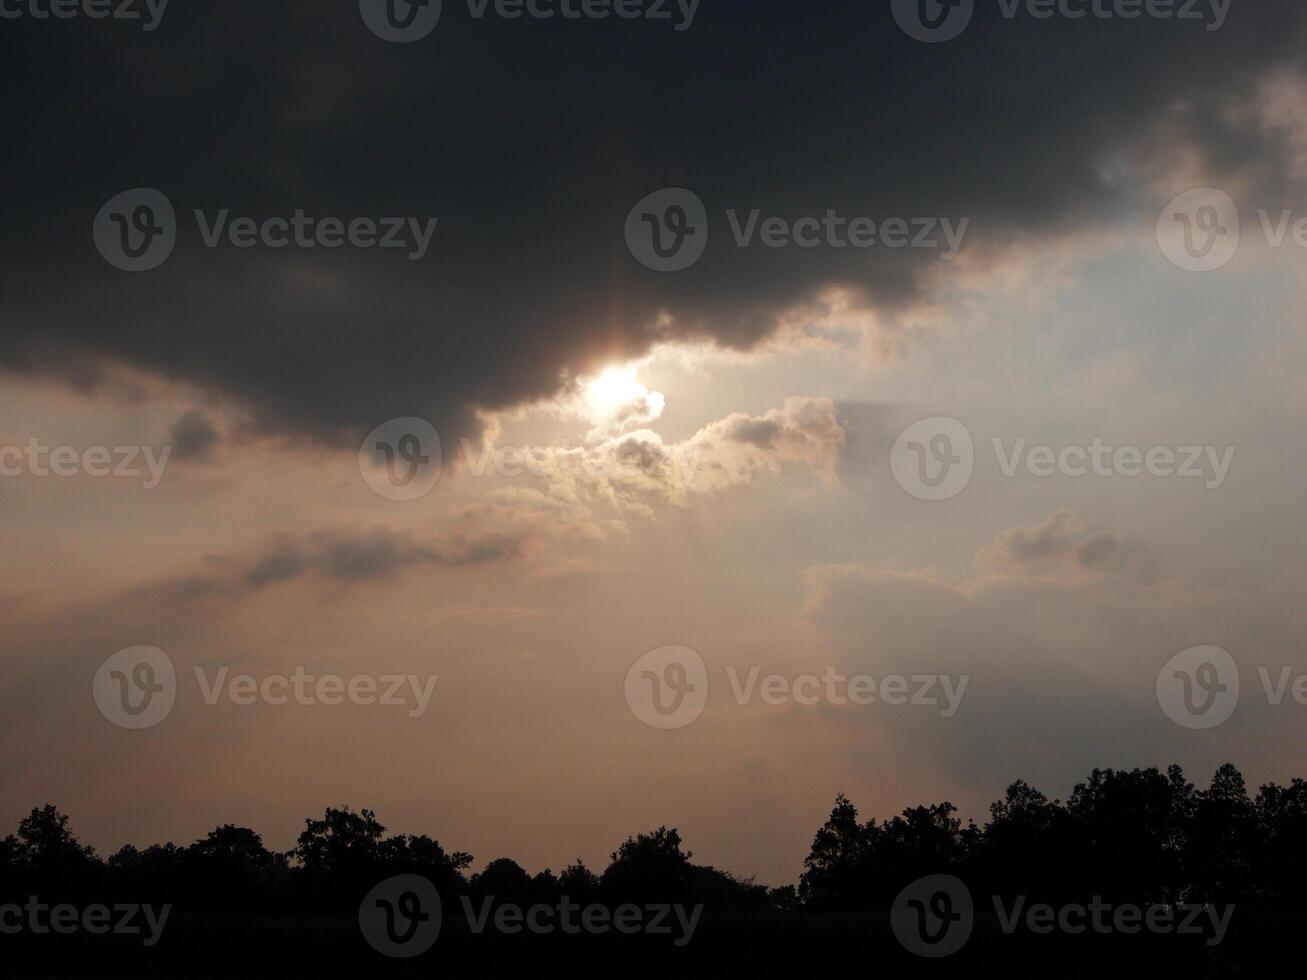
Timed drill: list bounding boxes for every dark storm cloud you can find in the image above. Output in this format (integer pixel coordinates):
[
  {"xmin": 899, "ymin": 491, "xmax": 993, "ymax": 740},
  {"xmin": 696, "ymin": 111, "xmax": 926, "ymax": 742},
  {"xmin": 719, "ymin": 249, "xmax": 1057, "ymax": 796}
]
[
  {"xmin": 1, "ymin": 1, "xmax": 1304, "ymax": 445},
  {"xmin": 169, "ymin": 409, "xmax": 222, "ymax": 461}
]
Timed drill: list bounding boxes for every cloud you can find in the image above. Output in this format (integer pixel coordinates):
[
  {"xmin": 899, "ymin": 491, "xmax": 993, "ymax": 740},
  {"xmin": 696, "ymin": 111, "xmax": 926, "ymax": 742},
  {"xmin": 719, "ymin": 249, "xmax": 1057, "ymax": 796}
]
[
  {"xmin": 257, "ymin": 527, "xmax": 527, "ymax": 584},
  {"xmin": 4, "ymin": 4, "xmax": 1306, "ymax": 446},
  {"xmin": 479, "ymin": 396, "xmax": 845, "ymax": 524},
  {"xmin": 168, "ymin": 410, "xmax": 222, "ymax": 462},
  {"xmin": 975, "ymin": 510, "xmax": 1138, "ymax": 579},
  {"xmin": 577, "ymin": 371, "xmax": 668, "ymax": 443},
  {"xmin": 794, "ymin": 513, "xmax": 1212, "ymax": 798},
  {"xmin": 130, "ymin": 526, "xmax": 530, "ymax": 605},
  {"xmin": 681, "ymin": 396, "xmax": 845, "ymax": 492}
]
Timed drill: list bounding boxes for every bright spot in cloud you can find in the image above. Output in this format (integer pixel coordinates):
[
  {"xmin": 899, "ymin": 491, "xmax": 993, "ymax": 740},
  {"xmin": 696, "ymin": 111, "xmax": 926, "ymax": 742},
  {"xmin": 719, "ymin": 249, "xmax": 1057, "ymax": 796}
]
[
  {"xmin": 578, "ymin": 366, "xmax": 667, "ymax": 440},
  {"xmin": 583, "ymin": 366, "xmax": 645, "ymax": 415}
]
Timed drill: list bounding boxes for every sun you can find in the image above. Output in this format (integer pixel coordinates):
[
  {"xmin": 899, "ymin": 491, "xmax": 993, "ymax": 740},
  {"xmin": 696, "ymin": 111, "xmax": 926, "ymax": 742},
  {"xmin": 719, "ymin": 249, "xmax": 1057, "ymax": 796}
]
[{"xmin": 582, "ymin": 365, "xmax": 646, "ymax": 417}]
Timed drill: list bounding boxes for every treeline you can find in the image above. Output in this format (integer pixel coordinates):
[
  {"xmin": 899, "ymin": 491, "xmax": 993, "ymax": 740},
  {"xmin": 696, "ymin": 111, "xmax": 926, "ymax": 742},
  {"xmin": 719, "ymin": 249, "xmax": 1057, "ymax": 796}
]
[
  {"xmin": 3, "ymin": 763, "xmax": 1305, "ymax": 915},
  {"xmin": 0, "ymin": 806, "xmax": 766, "ymax": 914},
  {"xmin": 799, "ymin": 763, "xmax": 1307, "ymax": 910}
]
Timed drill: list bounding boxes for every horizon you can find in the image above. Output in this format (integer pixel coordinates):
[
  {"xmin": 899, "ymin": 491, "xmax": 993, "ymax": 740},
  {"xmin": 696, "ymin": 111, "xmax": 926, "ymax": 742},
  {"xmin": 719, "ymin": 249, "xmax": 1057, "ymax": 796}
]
[{"xmin": 2, "ymin": 758, "xmax": 1269, "ymax": 888}]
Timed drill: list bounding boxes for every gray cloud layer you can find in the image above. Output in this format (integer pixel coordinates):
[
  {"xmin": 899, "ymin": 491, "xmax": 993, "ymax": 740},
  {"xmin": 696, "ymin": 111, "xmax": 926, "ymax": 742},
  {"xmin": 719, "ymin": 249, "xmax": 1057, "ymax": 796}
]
[{"xmin": 2, "ymin": 2, "xmax": 1305, "ymax": 446}]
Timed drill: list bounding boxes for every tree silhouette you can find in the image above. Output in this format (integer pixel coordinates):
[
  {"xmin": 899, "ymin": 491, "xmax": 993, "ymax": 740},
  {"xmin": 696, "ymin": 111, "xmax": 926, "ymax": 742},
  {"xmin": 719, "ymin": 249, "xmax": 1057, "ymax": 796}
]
[
  {"xmin": 559, "ymin": 858, "xmax": 601, "ymax": 901},
  {"xmin": 602, "ymin": 827, "xmax": 693, "ymax": 903},
  {"xmin": 4, "ymin": 763, "xmax": 1305, "ymax": 976},
  {"xmin": 471, "ymin": 857, "xmax": 535, "ymax": 903},
  {"xmin": 14, "ymin": 805, "xmax": 98, "ymax": 877},
  {"xmin": 1188, "ymin": 763, "xmax": 1258, "ymax": 903},
  {"xmin": 295, "ymin": 806, "xmax": 387, "ymax": 877},
  {"xmin": 799, "ymin": 794, "xmax": 872, "ymax": 910}
]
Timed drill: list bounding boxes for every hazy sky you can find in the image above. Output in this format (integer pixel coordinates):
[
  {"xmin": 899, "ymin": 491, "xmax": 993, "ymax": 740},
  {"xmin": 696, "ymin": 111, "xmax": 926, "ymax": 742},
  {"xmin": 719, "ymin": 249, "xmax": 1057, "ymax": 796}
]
[{"xmin": 3, "ymin": 1, "xmax": 1307, "ymax": 886}]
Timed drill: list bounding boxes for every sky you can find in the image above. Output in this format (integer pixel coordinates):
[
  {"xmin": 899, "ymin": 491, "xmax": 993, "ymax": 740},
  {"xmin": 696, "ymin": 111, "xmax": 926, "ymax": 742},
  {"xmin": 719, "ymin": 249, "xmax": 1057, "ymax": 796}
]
[{"xmin": 3, "ymin": 0, "xmax": 1307, "ymax": 886}]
